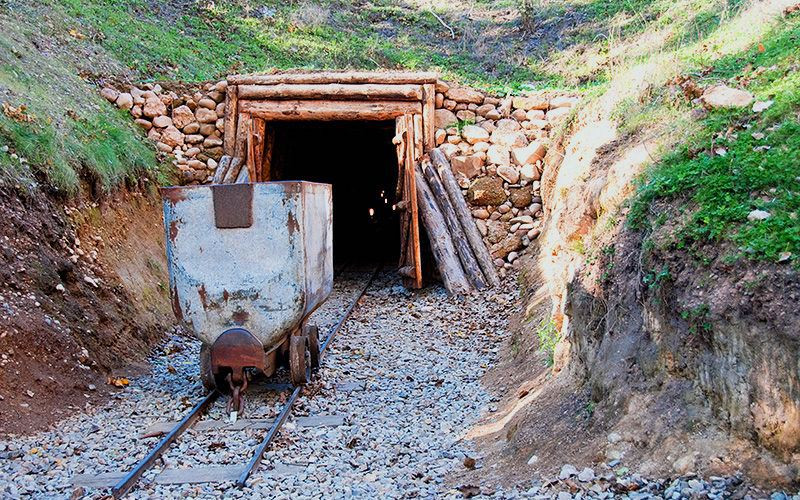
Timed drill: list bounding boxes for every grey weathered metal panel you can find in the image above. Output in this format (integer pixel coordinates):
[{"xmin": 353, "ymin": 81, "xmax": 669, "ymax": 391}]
[{"xmin": 161, "ymin": 182, "xmax": 332, "ymax": 350}]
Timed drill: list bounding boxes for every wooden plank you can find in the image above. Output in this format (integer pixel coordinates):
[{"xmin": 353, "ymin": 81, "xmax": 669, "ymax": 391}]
[
  {"xmin": 261, "ymin": 123, "xmax": 275, "ymax": 181},
  {"xmin": 247, "ymin": 117, "xmax": 266, "ymax": 182},
  {"xmin": 212, "ymin": 155, "xmax": 232, "ymax": 184},
  {"xmin": 72, "ymin": 464, "xmax": 303, "ymax": 488},
  {"xmin": 223, "ymin": 85, "xmax": 238, "ymax": 157},
  {"xmin": 72, "ymin": 471, "xmax": 126, "ymax": 488},
  {"xmin": 228, "ymin": 71, "xmax": 439, "ymax": 86},
  {"xmin": 221, "ymin": 157, "xmax": 243, "ymax": 184},
  {"xmin": 154, "ymin": 464, "xmax": 302, "ymax": 485},
  {"xmin": 239, "ymin": 100, "xmax": 422, "ymax": 121},
  {"xmin": 430, "ymin": 148, "xmax": 501, "ymax": 287},
  {"xmin": 414, "ymin": 163, "xmax": 472, "ymax": 294},
  {"xmin": 422, "ymin": 83, "xmax": 435, "ymax": 151},
  {"xmin": 396, "ymin": 117, "xmax": 410, "ymax": 273},
  {"xmin": 404, "ymin": 113, "xmax": 423, "ymax": 289},
  {"xmin": 233, "ymin": 113, "xmax": 250, "ymax": 161},
  {"xmin": 421, "ymin": 160, "xmax": 486, "ymax": 289},
  {"xmin": 141, "ymin": 415, "xmax": 346, "ymax": 437},
  {"xmin": 237, "ymin": 83, "xmax": 423, "ymax": 101},
  {"xmin": 413, "ymin": 114, "xmax": 423, "ymax": 162}
]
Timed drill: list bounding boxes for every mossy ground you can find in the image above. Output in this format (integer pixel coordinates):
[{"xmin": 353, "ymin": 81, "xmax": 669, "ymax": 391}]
[{"xmin": 629, "ymin": 14, "xmax": 800, "ymax": 266}]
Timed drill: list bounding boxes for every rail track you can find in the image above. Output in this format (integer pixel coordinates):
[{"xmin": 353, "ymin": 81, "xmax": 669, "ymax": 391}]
[{"xmin": 110, "ymin": 266, "xmax": 380, "ymax": 499}]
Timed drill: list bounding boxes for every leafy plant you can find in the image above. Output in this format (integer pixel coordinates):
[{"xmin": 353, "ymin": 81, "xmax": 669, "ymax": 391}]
[{"xmin": 535, "ymin": 319, "xmax": 560, "ymax": 366}]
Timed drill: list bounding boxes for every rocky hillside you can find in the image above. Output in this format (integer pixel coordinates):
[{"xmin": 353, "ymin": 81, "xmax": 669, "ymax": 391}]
[{"xmin": 477, "ymin": 0, "xmax": 800, "ymax": 489}]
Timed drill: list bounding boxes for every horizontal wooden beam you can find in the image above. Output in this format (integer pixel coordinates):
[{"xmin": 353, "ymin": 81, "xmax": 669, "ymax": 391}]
[
  {"xmin": 237, "ymin": 83, "xmax": 424, "ymax": 101},
  {"xmin": 228, "ymin": 71, "xmax": 439, "ymax": 86},
  {"xmin": 239, "ymin": 100, "xmax": 422, "ymax": 121}
]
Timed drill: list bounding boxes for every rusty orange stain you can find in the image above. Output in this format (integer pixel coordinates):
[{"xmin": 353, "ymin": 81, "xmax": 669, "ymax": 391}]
[
  {"xmin": 232, "ymin": 309, "xmax": 249, "ymax": 324},
  {"xmin": 160, "ymin": 186, "xmax": 188, "ymax": 206},
  {"xmin": 171, "ymin": 286, "xmax": 183, "ymax": 322},
  {"xmin": 287, "ymin": 211, "xmax": 300, "ymax": 235},
  {"xmin": 169, "ymin": 220, "xmax": 179, "ymax": 241},
  {"xmin": 198, "ymin": 284, "xmax": 208, "ymax": 310}
]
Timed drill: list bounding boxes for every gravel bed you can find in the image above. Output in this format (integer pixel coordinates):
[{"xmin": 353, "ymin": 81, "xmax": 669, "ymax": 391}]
[{"xmin": 0, "ymin": 270, "xmax": 514, "ymax": 499}]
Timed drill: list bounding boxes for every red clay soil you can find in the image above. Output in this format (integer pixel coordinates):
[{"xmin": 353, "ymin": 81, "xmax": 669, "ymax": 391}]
[{"xmin": 0, "ymin": 185, "xmax": 172, "ymax": 436}]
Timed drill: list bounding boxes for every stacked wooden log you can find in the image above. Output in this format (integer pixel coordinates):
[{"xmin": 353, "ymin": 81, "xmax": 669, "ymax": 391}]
[
  {"xmin": 414, "ymin": 148, "xmax": 500, "ymax": 294},
  {"xmin": 211, "ymin": 155, "xmax": 249, "ymax": 184}
]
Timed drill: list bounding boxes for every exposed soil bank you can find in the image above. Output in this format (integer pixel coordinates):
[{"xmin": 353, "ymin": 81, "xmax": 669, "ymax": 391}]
[
  {"xmin": 0, "ymin": 185, "xmax": 172, "ymax": 436},
  {"xmin": 467, "ymin": 114, "xmax": 799, "ymax": 490}
]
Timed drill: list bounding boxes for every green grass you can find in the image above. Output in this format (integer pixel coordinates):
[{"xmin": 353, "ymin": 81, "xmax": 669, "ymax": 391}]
[
  {"xmin": 535, "ymin": 319, "xmax": 561, "ymax": 366},
  {"xmin": 629, "ymin": 15, "xmax": 800, "ymax": 266},
  {"xmin": 0, "ymin": 2, "xmax": 171, "ymax": 194},
  {"xmin": 52, "ymin": 0, "xmax": 547, "ymax": 89}
]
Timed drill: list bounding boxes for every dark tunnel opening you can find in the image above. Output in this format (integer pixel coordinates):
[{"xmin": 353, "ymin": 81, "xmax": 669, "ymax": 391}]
[{"xmin": 269, "ymin": 120, "xmax": 400, "ymax": 266}]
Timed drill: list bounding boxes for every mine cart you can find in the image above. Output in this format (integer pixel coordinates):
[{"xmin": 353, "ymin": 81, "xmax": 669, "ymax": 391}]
[{"xmin": 161, "ymin": 181, "xmax": 332, "ymax": 411}]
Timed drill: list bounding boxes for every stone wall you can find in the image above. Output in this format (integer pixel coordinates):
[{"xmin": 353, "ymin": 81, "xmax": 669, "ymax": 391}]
[
  {"xmin": 100, "ymin": 79, "xmax": 576, "ymax": 271},
  {"xmin": 432, "ymin": 82, "xmax": 577, "ymax": 272},
  {"xmin": 101, "ymin": 81, "xmax": 228, "ymax": 183}
]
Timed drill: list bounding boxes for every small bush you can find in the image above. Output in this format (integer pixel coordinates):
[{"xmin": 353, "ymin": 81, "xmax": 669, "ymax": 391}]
[{"xmin": 535, "ymin": 319, "xmax": 560, "ymax": 366}]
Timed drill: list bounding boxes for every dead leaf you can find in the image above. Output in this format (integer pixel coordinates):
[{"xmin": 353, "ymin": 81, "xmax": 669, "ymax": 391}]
[
  {"xmin": 167, "ymin": 365, "xmax": 177, "ymax": 374},
  {"xmin": 2, "ymin": 102, "xmax": 35, "ymax": 123},
  {"xmin": 107, "ymin": 376, "xmax": 130, "ymax": 388},
  {"xmin": 68, "ymin": 29, "xmax": 86, "ymax": 40},
  {"xmin": 758, "ymin": 43, "xmax": 765, "ymax": 53}
]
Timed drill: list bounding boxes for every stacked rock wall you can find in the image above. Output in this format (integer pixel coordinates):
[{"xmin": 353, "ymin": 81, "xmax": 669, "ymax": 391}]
[
  {"xmin": 100, "ymin": 80, "xmax": 228, "ymax": 184},
  {"xmin": 432, "ymin": 82, "xmax": 577, "ymax": 270},
  {"xmin": 100, "ymin": 78, "xmax": 576, "ymax": 270}
]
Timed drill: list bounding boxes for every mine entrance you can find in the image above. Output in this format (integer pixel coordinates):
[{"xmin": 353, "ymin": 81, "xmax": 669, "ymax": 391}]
[
  {"xmin": 224, "ymin": 71, "xmax": 442, "ymax": 287},
  {"xmin": 268, "ymin": 120, "xmax": 400, "ymax": 266}
]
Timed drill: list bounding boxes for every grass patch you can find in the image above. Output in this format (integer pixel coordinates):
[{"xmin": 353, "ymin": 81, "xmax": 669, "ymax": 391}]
[
  {"xmin": 629, "ymin": 15, "xmax": 800, "ymax": 266},
  {"xmin": 535, "ymin": 319, "xmax": 561, "ymax": 366}
]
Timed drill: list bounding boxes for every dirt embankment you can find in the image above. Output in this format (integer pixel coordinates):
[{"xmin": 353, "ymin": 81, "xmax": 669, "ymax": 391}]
[
  {"xmin": 0, "ymin": 184, "xmax": 173, "ymax": 436},
  {"xmin": 468, "ymin": 110, "xmax": 798, "ymax": 490}
]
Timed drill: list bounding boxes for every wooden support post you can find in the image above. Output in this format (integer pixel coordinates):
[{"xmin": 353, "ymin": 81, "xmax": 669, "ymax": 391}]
[
  {"xmin": 212, "ymin": 156, "xmax": 232, "ymax": 184},
  {"xmin": 422, "ymin": 83, "xmax": 435, "ymax": 151},
  {"xmin": 261, "ymin": 123, "xmax": 275, "ymax": 181},
  {"xmin": 413, "ymin": 114, "xmax": 423, "ymax": 162},
  {"xmin": 421, "ymin": 160, "xmax": 486, "ymax": 290},
  {"xmin": 247, "ymin": 117, "xmax": 266, "ymax": 182},
  {"xmin": 414, "ymin": 163, "xmax": 472, "ymax": 294},
  {"xmin": 234, "ymin": 113, "xmax": 250, "ymax": 162},
  {"xmin": 222, "ymin": 157, "xmax": 244, "ymax": 184},
  {"xmin": 223, "ymin": 85, "xmax": 238, "ymax": 157},
  {"xmin": 404, "ymin": 113, "xmax": 422, "ymax": 289},
  {"xmin": 430, "ymin": 148, "xmax": 500, "ymax": 287}
]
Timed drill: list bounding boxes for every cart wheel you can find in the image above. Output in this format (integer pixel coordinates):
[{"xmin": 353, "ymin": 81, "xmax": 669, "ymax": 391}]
[
  {"xmin": 304, "ymin": 324, "xmax": 321, "ymax": 370},
  {"xmin": 199, "ymin": 344, "xmax": 215, "ymax": 391},
  {"xmin": 289, "ymin": 335, "xmax": 309, "ymax": 386}
]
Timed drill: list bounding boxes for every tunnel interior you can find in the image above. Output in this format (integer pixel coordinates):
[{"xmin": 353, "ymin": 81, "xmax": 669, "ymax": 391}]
[{"xmin": 269, "ymin": 120, "xmax": 400, "ymax": 266}]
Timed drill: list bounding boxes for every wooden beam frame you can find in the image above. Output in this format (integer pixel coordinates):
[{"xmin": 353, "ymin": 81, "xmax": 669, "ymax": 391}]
[
  {"xmin": 238, "ymin": 83, "xmax": 423, "ymax": 101},
  {"xmin": 228, "ymin": 71, "xmax": 438, "ymax": 86},
  {"xmin": 239, "ymin": 100, "xmax": 422, "ymax": 121}
]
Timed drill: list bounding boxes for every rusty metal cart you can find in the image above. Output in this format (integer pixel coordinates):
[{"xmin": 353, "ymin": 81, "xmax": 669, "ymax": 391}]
[{"xmin": 161, "ymin": 181, "xmax": 333, "ymax": 412}]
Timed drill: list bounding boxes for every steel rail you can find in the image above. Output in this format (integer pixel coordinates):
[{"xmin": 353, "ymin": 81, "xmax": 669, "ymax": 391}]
[
  {"xmin": 111, "ymin": 390, "xmax": 219, "ymax": 499},
  {"xmin": 236, "ymin": 266, "xmax": 381, "ymax": 488}
]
